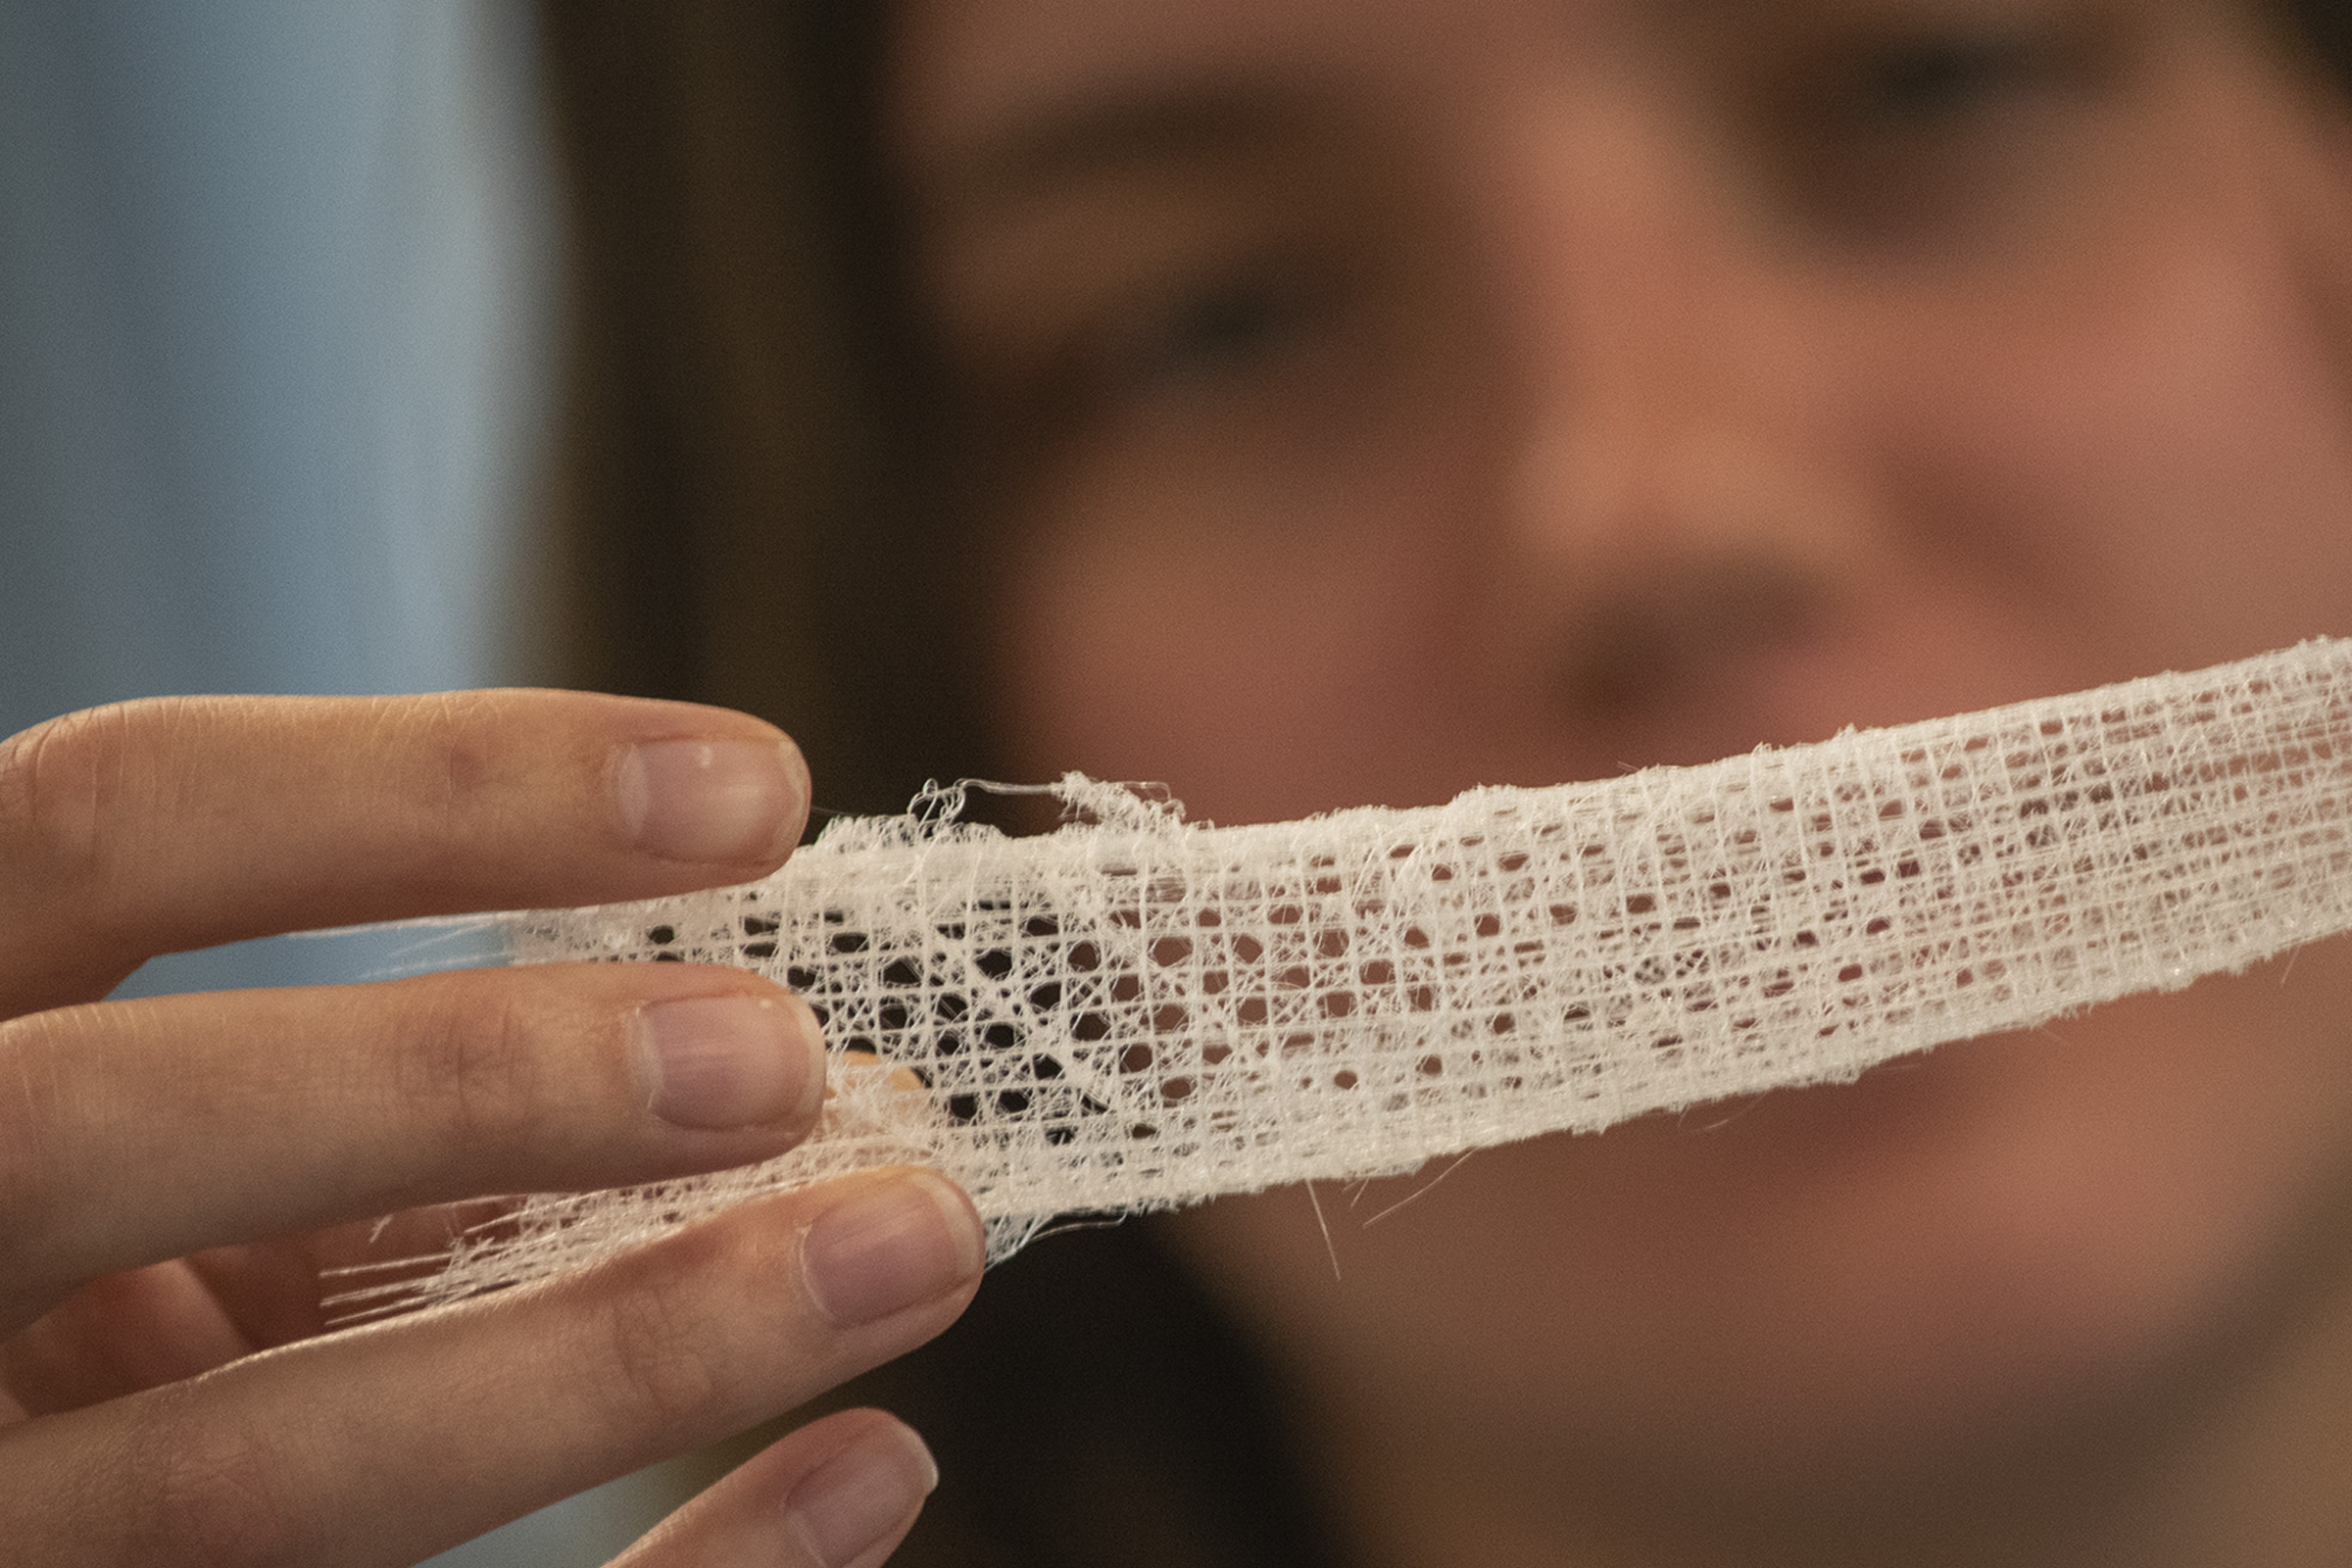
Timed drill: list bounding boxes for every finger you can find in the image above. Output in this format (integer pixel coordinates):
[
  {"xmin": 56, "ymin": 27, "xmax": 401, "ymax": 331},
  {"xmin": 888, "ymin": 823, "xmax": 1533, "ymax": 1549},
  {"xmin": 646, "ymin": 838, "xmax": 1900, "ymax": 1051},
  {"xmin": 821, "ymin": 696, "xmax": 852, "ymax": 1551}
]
[
  {"xmin": 5, "ymin": 1201, "xmax": 519, "ymax": 1416},
  {"xmin": 5, "ymin": 1054, "xmax": 933, "ymax": 1402},
  {"xmin": 609, "ymin": 1408, "xmax": 937, "ymax": 1568},
  {"xmin": 2, "ymin": 1260, "xmax": 258, "ymax": 1416},
  {"xmin": 0, "ymin": 690, "xmax": 809, "ymax": 1015},
  {"xmin": 0, "ymin": 961, "xmax": 828, "ymax": 1331},
  {"xmin": 0, "ymin": 1170, "xmax": 985, "ymax": 1568}
]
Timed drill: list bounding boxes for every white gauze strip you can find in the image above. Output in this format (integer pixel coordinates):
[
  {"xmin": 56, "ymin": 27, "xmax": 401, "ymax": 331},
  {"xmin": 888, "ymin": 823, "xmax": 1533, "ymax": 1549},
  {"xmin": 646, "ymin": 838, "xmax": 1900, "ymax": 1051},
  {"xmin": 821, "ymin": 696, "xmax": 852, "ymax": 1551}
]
[{"xmin": 380, "ymin": 640, "xmax": 2352, "ymax": 1309}]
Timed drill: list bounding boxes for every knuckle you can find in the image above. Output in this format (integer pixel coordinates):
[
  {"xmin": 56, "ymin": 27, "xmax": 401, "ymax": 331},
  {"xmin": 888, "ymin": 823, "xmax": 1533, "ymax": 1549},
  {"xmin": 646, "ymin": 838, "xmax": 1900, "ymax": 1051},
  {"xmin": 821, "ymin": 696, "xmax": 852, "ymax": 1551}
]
[
  {"xmin": 398, "ymin": 976, "xmax": 550, "ymax": 1155},
  {"xmin": 0, "ymin": 1010, "xmax": 76, "ymax": 1279},
  {"xmin": 585, "ymin": 1253, "xmax": 732, "ymax": 1445},
  {"xmin": 119, "ymin": 1389, "xmax": 307, "ymax": 1568},
  {"xmin": 0, "ymin": 703, "xmax": 149, "ymax": 890},
  {"xmin": 390, "ymin": 690, "xmax": 518, "ymax": 841}
]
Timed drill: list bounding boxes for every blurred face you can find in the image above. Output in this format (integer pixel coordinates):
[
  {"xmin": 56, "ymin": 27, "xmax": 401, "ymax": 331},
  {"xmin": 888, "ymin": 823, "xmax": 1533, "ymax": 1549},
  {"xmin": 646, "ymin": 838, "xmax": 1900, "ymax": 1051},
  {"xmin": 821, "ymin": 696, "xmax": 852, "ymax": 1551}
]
[{"xmin": 887, "ymin": 0, "xmax": 2352, "ymax": 1541}]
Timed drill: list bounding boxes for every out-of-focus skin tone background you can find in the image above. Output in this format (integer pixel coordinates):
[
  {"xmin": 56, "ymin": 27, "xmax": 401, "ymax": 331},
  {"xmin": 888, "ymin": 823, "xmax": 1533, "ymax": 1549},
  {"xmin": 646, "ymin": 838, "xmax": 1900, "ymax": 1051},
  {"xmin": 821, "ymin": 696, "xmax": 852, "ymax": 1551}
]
[{"xmin": 892, "ymin": 0, "xmax": 2352, "ymax": 1561}]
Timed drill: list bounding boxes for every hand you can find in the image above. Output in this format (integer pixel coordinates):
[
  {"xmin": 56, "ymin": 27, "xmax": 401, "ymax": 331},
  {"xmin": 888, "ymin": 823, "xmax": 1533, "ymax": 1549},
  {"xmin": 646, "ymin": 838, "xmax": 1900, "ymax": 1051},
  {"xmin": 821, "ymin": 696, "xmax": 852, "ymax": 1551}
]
[{"xmin": 0, "ymin": 692, "xmax": 984, "ymax": 1566}]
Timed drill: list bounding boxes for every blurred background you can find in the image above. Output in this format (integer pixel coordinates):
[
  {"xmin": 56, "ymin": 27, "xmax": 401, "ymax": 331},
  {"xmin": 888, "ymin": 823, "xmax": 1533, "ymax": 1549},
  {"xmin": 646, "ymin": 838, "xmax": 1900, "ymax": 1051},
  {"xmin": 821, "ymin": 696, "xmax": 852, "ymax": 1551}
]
[{"xmin": 0, "ymin": 1, "xmax": 660, "ymax": 1558}]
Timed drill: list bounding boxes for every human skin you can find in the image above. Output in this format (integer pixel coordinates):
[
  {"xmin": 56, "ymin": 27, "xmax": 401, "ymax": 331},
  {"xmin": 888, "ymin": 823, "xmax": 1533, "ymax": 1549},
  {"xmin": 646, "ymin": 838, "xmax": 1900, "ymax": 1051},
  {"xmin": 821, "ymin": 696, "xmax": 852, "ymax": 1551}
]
[
  {"xmin": 0, "ymin": 693, "xmax": 985, "ymax": 1566},
  {"xmin": 888, "ymin": 0, "xmax": 2352, "ymax": 1561}
]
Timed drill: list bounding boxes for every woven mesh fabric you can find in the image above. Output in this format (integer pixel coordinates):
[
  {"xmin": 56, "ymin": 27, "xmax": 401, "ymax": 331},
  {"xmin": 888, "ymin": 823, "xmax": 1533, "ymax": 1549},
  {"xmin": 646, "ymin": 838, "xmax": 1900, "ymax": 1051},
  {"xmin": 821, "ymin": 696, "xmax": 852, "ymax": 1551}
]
[{"xmin": 387, "ymin": 641, "xmax": 2352, "ymax": 1308}]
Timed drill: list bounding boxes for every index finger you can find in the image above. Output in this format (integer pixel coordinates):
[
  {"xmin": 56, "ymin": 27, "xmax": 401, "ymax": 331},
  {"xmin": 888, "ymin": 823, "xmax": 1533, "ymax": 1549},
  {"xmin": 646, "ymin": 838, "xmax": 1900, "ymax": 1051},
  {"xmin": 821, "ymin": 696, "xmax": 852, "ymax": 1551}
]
[{"xmin": 0, "ymin": 691, "xmax": 809, "ymax": 1016}]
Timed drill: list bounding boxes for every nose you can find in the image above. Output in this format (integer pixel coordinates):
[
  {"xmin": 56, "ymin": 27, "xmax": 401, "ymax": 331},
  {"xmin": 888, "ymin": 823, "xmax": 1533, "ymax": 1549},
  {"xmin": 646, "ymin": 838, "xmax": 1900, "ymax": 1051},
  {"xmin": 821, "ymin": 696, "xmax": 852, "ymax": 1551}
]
[{"xmin": 1473, "ymin": 81, "xmax": 1881, "ymax": 728}]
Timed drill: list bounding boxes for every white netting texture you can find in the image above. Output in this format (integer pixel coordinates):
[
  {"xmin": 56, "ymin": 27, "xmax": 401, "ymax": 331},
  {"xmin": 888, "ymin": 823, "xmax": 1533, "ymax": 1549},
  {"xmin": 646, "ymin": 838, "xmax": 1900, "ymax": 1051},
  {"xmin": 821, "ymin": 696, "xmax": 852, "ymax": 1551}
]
[{"xmin": 386, "ymin": 641, "xmax": 2352, "ymax": 1308}]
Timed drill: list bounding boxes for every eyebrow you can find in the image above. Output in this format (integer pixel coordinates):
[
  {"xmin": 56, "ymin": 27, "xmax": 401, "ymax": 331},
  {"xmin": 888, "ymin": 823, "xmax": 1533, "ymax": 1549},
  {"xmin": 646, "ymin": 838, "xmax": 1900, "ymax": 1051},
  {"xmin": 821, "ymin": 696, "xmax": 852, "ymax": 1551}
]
[{"xmin": 928, "ymin": 78, "xmax": 1325, "ymax": 210}]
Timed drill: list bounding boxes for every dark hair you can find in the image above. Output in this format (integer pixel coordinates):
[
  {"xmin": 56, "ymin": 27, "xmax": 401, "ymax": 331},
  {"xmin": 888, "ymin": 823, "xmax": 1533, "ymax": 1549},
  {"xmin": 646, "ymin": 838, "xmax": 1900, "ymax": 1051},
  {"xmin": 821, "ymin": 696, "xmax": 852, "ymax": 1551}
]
[
  {"xmin": 2287, "ymin": 0, "xmax": 2352, "ymax": 77},
  {"xmin": 534, "ymin": 1, "xmax": 984, "ymax": 819}
]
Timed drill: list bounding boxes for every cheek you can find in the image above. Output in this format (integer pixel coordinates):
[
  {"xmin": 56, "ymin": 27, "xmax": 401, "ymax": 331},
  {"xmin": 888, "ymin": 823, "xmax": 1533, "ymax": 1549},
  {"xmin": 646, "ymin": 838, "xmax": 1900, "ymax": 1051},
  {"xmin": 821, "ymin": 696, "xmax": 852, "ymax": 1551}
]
[
  {"xmin": 1854, "ymin": 171, "xmax": 2352, "ymax": 677},
  {"xmin": 989, "ymin": 420, "xmax": 1504, "ymax": 819}
]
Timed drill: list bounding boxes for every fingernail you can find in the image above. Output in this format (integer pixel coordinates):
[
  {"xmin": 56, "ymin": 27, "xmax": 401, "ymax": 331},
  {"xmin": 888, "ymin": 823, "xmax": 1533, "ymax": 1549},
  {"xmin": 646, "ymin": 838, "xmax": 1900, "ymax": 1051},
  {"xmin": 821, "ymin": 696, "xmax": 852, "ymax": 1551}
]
[
  {"xmin": 802, "ymin": 1172, "xmax": 985, "ymax": 1327},
  {"xmin": 786, "ymin": 1423, "xmax": 938, "ymax": 1568},
  {"xmin": 613, "ymin": 737, "xmax": 806, "ymax": 863},
  {"xmin": 635, "ymin": 995, "xmax": 824, "ymax": 1131}
]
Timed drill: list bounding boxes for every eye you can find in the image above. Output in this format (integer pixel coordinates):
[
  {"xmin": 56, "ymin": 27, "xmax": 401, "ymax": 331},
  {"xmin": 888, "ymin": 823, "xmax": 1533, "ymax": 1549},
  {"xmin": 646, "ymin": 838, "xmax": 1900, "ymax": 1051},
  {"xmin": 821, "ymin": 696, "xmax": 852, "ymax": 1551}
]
[
  {"xmin": 1151, "ymin": 279, "xmax": 1298, "ymax": 371},
  {"xmin": 1842, "ymin": 29, "xmax": 2074, "ymax": 130},
  {"xmin": 1091, "ymin": 260, "xmax": 1332, "ymax": 401},
  {"xmin": 1749, "ymin": 10, "xmax": 2114, "ymax": 240}
]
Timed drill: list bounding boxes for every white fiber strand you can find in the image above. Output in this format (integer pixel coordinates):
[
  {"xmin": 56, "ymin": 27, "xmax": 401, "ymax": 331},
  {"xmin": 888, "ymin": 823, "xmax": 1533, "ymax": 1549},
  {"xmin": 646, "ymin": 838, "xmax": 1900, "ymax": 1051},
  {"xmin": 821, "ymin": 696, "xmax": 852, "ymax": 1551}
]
[{"xmin": 369, "ymin": 640, "xmax": 2352, "ymax": 1311}]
